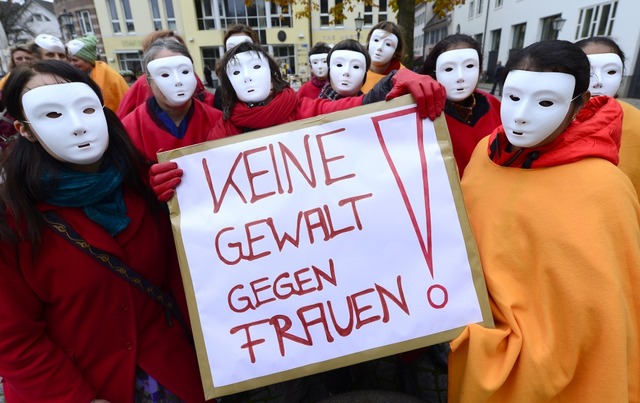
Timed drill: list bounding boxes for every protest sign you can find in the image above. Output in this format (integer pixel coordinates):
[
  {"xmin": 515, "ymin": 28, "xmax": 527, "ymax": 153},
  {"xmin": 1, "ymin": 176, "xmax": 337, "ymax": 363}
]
[{"xmin": 158, "ymin": 95, "xmax": 493, "ymax": 399}]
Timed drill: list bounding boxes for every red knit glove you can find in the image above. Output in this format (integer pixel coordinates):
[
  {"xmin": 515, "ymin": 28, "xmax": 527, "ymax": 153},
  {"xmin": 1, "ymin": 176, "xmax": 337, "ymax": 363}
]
[
  {"xmin": 386, "ymin": 69, "xmax": 446, "ymax": 120},
  {"xmin": 149, "ymin": 161, "xmax": 183, "ymax": 202}
]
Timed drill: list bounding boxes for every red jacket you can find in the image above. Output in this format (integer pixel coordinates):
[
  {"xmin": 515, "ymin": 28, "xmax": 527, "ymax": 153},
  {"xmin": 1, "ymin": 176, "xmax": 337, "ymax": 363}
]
[
  {"xmin": 0, "ymin": 190, "xmax": 206, "ymax": 402},
  {"xmin": 445, "ymin": 89, "xmax": 502, "ymax": 177},
  {"xmin": 123, "ymin": 97, "xmax": 222, "ymax": 162},
  {"xmin": 296, "ymin": 79, "xmax": 325, "ymax": 100}
]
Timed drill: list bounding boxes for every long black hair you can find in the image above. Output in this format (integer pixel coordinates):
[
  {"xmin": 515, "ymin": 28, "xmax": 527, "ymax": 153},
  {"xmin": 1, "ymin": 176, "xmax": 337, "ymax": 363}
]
[
  {"xmin": 218, "ymin": 41, "xmax": 290, "ymax": 120},
  {"xmin": 0, "ymin": 60, "xmax": 157, "ymax": 246}
]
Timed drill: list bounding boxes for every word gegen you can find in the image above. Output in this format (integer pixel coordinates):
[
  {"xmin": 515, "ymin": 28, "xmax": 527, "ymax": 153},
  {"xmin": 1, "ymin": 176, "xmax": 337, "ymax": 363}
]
[{"xmin": 229, "ymin": 258, "xmax": 410, "ymax": 363}]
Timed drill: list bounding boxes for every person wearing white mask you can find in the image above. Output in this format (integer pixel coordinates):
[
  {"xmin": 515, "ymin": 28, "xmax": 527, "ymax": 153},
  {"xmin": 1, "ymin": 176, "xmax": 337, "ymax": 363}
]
[
  {"xmin": 318, "ymin": 39, "xmax": 370, "ymax": 100},
  {"xmin": 449, "ymin": 40, "xmax": 640, "ymax": 402},
  {"xmin": 576, "ymin": 36, "xmax": 640, "ymax": 198},
  {"xmin": 419, "ymin": 34, "xmax": 501, "ymax": 177},
  {"xmin": 121, "ymin": 39, "xmax": 222, "ymax": 162},
  {"xmin": 29, "ymin": 34, "xmax": 67, "ymax": 61},
  {"xmin": 67, "ymin": 35, "xmax": 129, "ymax": 112},
  {"xmin": 297, "ymin": 41, "xmax": 332, "ymax": 99},
  {"xmin": 0, "ymin": 60, "xmax": 207, "ymax": 402},
  {"xmin": 213, "ymin": 24, "xmax": 260, "ymax": 111},
  {"xmin": 149, "ymin": 40, "xmax": 446, "ymax": 202},
  {"xmin": 361, "ymin": 21, "xmax": 406, "ymax": 94}
]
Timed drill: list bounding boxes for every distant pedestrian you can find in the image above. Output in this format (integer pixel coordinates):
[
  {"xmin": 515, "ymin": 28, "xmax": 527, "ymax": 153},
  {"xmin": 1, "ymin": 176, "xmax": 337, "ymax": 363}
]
[
  {"xmin": 203, "ymin": 63, "xmax": 214, "ymax": 87},
  {"xmin": 490, "ymin": 60, "xmax": 504, "ymax": 96}
]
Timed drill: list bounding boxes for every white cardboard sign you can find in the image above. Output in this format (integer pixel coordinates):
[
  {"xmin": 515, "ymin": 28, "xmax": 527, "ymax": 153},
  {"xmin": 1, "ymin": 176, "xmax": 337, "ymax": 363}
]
[{"xmin": 158, "ymin": 95, "xmax": 493, "ymax": 399}]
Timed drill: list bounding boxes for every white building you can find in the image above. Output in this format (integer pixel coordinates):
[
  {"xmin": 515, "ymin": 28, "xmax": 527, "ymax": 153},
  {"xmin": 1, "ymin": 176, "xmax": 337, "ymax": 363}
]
[{"xmin": 417, "ymin": 0, "xmax": 640, "ymax": 98}]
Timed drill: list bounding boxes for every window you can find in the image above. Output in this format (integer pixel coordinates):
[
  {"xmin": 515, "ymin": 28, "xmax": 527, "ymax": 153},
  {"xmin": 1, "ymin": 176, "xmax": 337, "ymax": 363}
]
[
  {"xmin": 468, "ymin": 0, "xmax": 475, "ymax": 18},
  {"xmin": 121, "ymin": 0, "xmax": 135, "ymax": 32},
  {"xmin": 150, "ymin": 0, "xmax": 162, "ymax": 30},
  {"xmin": 76, "ymin": 10, "xmax": 94, "ymax": 35},
  {"xmin": 495, "ymin": 0, "xmax": 503, "ymax": 7},
  {"xmin": 491, "ymin": 29, "xmax": 501, "ymax": 51},
  {"xmin": 118, "ymin": 52, "xmax": 142, "ymax": 76},
  {"xmin": 219, "ymin": 0, "xmax": 268, "ymax": 42},
  {"xmin": 477, "ymin": 0, "xmax": 483, "ymax": 15},
  {"xmin": 269, "ymin": 2, "xmax": 291, "ymax": 28},
  {"xmin": 378, "ymin": 0, "xmax": 387, "ymax": 22},
  {"xmin": 320, "ymin": 0, "xmax": 330, "ymax": 27},
  {"xmin": 512, "ymin": 23, "xmax": 526, "ymax": 49},
  {"xmin": 364, "ymin": 4, "xmax": 373, "ymax": 26},
  {"xmin": 202, "ymin": 47, "xmax": 220, "ymax": 86},
  {"xmin": 195, "ymin": 0, "xmax": 216, "ymax": 30},
  {"xmin": 272, "ymin": 45, "xmax": 295, "ymax": 75},
  {"xmin": 334, "ymin": 0, "xmax": 343, "ymax": 26},
  {"xmin": 576, "ymin": 1, "xmax": 617, "ymax": 39},
  {"xmin": 164, "ymin": 0, "xmax": 177, "ymax": 30},
  {"xmin": 106, "ymin": 0, "xmax": 121, "ymax": 33},
  {"xmin": 541, "ymin": 15, "xmax": 561, "ymax": 40},
  {"xmin": 31, "ymin": 14, "xmax": 50, "ymax": 22}
]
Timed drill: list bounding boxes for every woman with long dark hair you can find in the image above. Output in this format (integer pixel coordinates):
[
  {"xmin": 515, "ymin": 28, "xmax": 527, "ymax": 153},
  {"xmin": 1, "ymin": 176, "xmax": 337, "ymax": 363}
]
[{"xmin": 0, "ymin": 60, "xmax": 206, "ymax": 402}]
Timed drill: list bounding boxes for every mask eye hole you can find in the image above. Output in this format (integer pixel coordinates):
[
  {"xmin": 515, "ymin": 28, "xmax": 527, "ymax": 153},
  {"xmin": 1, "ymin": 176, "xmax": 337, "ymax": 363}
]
[
  {"xmin": 232, "ymin": 70, "xmax": 240, "ymax": 76},
  {"xmin": 444, "ymin": 67, "xmax": 453, "ymax": 72},
  {"xmin": 253, "ymin": 64, "xmax": 261, "ymax": 70},
  {"xmin": 46, "ymin": 112, "xmax": 62, "ymax": 119},
  {"xmin": 466, "ymin": 63, "xmax": 475, "ymax": 69},
  {"xmin": 606, "ymin": 70, "xmax": 618, "ymax": 75},
  {"xmin": 161, "ymin": 73, "xmax": 170, "ymax": 78},
  {"xmin": 182, "ymin": 70, "xmax": 190, "ymax": 75},
  {"xmin": 509, "ymin": 95, "xmax": 520, "ymax": 102},
  {"xmin": 539, "ymin": 100, "xmax": 554, "ymax": 107},
  {"xmin": 83, "ymin": 107, "xmax": 96, "ymax": 114}
]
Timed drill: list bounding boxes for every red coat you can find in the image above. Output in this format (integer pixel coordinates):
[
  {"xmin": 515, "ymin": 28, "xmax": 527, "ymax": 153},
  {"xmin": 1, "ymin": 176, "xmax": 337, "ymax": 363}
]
[
  {"xmin": 445, "ymin": 89, "xmax": 502, "ymax": 177},
  {"xmin": 117, "ymin": 74, "xmax": 215, "ymax": 120},
  {"xmin": 123, "ymin": 97, "xmax": 222, "ymax": 162},
  {"xmin": 0, "ymin": 190, "xmax": 207, "ymax": 402},
  {"xmin": 296, "ymin": 79, "xmax": 325, "ymax": 99}
]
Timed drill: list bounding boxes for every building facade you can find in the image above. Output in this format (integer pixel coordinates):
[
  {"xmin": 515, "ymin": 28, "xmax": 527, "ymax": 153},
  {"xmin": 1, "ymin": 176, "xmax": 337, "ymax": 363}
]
[
  {"xmin": 418, "ymin": 0, "xmax": 640, "ymax": 98},
  {"xmin": 89, "ymin": 0, "xmax": 396, "ymax": 85},
  {"xmin": 53, "ymin": 0, "xmax": 106, "ymax": 61}
]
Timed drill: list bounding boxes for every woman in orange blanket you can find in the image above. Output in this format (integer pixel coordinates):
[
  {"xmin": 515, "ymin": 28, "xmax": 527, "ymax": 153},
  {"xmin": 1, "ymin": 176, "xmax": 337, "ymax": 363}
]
[{"xmin": 450, "ymin": 39, "xmax": 640, "ymax": 402}]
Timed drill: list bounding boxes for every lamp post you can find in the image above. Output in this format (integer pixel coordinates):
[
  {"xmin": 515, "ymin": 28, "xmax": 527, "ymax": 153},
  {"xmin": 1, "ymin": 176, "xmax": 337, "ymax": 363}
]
[
  {"xmin": 355, "ymin": 12, "xmax": 364, "ymax": 43},
  {"xmin": 58, "ymin": 9, "xmax": 76, "ymax": 41},
  {"xmin": 551, "ymin": 17, "xmax": 566, "ymax": 39}
]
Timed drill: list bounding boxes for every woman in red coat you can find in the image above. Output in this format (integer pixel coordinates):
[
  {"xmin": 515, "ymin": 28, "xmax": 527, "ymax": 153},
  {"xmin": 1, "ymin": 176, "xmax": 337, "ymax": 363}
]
[
  {"xmin": 420, "ymin": 34, "xmax": 502, "ymax": 177},
  {"xmin": 122, "ymin": 38, "xmax": 222, "ymax": 163},
  {"xmin": 0, "ymin": 61, "xmax": 207, "ymax": 402}
]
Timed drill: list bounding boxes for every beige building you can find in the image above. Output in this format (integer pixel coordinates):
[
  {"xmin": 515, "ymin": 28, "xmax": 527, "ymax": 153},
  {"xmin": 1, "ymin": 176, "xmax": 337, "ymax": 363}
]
[{"xmin": 92, "ymin": 0, "xmax": 396, "ymax": 84}]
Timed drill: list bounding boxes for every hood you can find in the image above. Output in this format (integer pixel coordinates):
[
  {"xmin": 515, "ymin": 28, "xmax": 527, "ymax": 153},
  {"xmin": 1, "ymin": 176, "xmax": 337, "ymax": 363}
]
[{"xmin": 488, "ymin": 95, "xmax": 622, "ymax": 168}]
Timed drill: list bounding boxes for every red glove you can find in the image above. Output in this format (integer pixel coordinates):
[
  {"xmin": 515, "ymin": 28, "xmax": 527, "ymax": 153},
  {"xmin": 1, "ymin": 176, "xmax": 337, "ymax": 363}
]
[
  {"xmin": 149, "ymin": 161, "xmax": 183, "ymax": 202},
  {"xmin": 386, "ymin": 68, "xmax": 446, "ymax": 121}
]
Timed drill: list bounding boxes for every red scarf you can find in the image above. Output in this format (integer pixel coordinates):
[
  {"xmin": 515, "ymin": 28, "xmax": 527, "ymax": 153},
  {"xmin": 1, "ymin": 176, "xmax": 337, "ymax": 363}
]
[
  {"xmin": 312, "ymin": 76, "xmax": 327, "ymax": 88},
  {"xmin": 209, "ymin": 88, "xmax": 299, "ymax": 139},
  {"xmin": 381, "ymin": 59, "xmax": 402, "ymax": 75}
]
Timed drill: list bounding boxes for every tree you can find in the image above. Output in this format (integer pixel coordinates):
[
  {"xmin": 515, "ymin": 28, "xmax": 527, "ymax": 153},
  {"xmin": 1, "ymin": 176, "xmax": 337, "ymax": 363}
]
[
  {"xmin": 0, "ymin": 0, "xmax": 36, "ymax": 45},
  {"xmin": 279, "ymin": 0, "xmax": 465, "ymax": 69}
]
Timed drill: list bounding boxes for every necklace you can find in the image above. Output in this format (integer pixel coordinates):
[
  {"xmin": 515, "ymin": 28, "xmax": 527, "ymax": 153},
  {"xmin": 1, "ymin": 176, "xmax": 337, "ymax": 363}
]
[{"xmin": 450, "ymin": 93, "xmax": 476, "ymax": 123}]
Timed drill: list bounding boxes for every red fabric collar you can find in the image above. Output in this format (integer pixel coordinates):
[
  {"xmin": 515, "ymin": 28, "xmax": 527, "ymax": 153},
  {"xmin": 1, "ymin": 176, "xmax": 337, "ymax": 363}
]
[
  {"xmin": 487, "ymin": 96, "xmax": 622, "ymax": 169},
  {"xmin": 381, "ymin": 59, "xmax": 402, "ymax": 75},
  {"xmin": 212, "ymin": 88, "xmax": 299, "ymax": 137},
  {"xmin": 312, "ymin": 76, "xmax": 327, "ymax": 88}
]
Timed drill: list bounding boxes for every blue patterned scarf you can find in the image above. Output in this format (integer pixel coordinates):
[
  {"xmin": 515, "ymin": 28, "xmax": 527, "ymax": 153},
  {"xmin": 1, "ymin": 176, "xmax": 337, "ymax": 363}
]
[{"xmin": 43, "ymin": 165, "xmax": 130, "ymax": 236}]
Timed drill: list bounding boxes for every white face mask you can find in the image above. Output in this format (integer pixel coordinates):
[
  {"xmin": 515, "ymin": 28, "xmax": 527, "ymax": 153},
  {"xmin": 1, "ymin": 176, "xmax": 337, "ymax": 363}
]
[
  {"xmin": 226, "ymin": 51, "xmax": 272, "ymax": 103},
  {"xmin": 34, "ymin": 34, "xmax": 66, "ymax": 54},
  {"xmin": 435, "ymin": 48, "xmax": 480, "ymax": 102},
  {"xmin": 587, "ymin": 53, "xmax": 623, "ymax": 97},
  {"xmin": 147, "ymin": 55, "xmax": 198, "ymax": 107},
  {"xmin": 225, "ymin": 35, "xmax": 252, "ymax": 51},
  {"xmin": 329, "ymin": 50, "xmax": 366, "ymax": 97},
  {"xmin": 22, "ymin": 82, "xmax": 108, "ymax": 165},
  {"xmin": 368, "ymin": 29, "xmax": 398, "ymax": 68},
  {"xmin": 501, "ymin": 70, "xmax": 576, "ymax": 148},
  {"xmin": 309, "ymin": 53, "xmax": 329, "ymax": 79}
]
